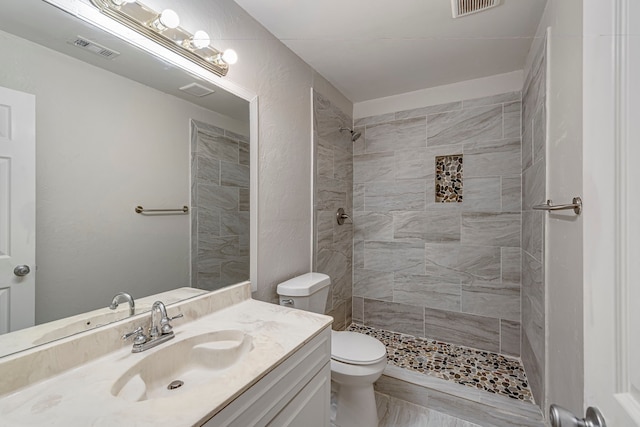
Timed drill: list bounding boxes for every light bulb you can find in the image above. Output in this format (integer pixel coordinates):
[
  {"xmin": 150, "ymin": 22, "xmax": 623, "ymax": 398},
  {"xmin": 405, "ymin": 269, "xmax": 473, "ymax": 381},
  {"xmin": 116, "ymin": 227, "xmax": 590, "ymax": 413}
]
[
  {"xmin": 221, "ymin": 49, "xmax": 238, "ymax": 65},
  {"xmin": 190, "ymin": 30, "xmax": 210, "ymax": 49},
  {"xmin": 151, "ymin": 9, "xmax": 180, "ymax": 31}
]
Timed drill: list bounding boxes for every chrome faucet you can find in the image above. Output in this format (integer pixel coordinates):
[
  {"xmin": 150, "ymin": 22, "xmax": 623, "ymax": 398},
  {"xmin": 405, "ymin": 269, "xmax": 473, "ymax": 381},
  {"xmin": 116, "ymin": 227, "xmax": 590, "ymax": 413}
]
[
  {"xmin": 150, "ymin": 301, "xmax": 171, "ymax": 339},
  {"xmin": 122, "ymin": 300, "xmax": 183, "ymax": 353},
  {"xmin": 109, "ymin": 292, "xmax": 135, "ymax": 316}
]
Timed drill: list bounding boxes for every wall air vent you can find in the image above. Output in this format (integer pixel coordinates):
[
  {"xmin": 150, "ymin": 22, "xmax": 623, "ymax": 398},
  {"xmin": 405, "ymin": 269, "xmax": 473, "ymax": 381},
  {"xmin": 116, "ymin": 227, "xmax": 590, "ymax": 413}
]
[
  {"xmin": 68, "ymin": 36, "xmax": 120, "ymax": 60},
  {"xmin": 451, "ymin": 0, "xmax": 500, "ymax": 18}
]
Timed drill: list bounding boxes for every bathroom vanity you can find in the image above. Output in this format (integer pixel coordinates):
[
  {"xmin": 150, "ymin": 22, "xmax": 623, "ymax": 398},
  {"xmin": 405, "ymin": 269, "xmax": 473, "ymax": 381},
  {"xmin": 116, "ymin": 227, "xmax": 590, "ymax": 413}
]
[{"xmin": 0, "ymin": 283, "xmax": 332, "ymax": 426}]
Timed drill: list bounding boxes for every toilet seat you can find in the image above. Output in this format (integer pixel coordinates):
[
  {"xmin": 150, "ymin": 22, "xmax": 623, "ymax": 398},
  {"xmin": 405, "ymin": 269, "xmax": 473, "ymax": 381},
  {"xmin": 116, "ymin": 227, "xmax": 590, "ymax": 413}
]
[{"xmin": 331, "ymin": 331, "xmax": 386, "ymax": 365}]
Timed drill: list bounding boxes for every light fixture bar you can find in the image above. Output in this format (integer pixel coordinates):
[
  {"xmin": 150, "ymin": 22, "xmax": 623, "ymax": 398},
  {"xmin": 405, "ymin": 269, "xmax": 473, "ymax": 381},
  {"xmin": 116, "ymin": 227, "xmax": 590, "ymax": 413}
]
[{"xmin": 89, "ymin": 0, "xmax": 231, "ymax": 77}]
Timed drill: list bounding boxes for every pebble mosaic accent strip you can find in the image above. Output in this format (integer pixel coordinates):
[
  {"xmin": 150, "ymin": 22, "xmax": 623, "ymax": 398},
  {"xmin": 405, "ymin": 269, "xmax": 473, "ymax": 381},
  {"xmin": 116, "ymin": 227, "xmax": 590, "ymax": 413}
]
[
  {"xmin": 348, "ymin": 323, "xmax": 533, "ymax": 403},
  {"xmin": 435, "ymin": 154, "xmax": 463, "ymax": 203}
]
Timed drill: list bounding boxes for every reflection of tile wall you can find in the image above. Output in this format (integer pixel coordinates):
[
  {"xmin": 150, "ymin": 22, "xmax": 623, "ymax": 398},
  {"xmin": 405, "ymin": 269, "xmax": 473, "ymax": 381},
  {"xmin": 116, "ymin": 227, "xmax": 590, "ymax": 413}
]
[
  {"xmin": 521, "ymin": 36, "xmax": 547, "ymax": 406},
  {"xmin": 435, "ymin": 154, "xmax": 463, "ymax": 203},
  {"xmin": 313, "ymin": 90, "xmax": 353, "ymax": 330},
  {"xmin": 353, "ymin": 91, "xmax": 522, "ymax": 356},
  {"xmin": 190, "ymin": 120, "xmax": 250, "ymax": 291}
]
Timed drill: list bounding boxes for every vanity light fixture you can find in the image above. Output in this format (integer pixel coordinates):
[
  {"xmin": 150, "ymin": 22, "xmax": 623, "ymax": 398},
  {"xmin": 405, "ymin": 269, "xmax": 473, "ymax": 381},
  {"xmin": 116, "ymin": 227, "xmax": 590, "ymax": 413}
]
[{"xmin": 90, "ymin": 0, "xmax": 237, "ymax": 77}]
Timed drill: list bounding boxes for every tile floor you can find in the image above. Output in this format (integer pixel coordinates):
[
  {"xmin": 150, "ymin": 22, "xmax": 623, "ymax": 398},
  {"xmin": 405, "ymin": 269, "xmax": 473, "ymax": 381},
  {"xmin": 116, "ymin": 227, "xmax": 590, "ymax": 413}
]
[
  {"xmin": 376, "ymin": 393, "xmax": 481, "ymax": 427},
  {"xmin": 347, "ymin": 324, "xmax": 533, "ymax": 403}
]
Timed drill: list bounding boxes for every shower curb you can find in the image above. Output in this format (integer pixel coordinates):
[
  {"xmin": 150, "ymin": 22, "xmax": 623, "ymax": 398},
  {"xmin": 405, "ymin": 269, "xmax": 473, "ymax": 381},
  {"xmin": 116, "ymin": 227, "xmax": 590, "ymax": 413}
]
[{"xmin": 376, "ymin": 364, "xmax": 546, "ymax": 427}]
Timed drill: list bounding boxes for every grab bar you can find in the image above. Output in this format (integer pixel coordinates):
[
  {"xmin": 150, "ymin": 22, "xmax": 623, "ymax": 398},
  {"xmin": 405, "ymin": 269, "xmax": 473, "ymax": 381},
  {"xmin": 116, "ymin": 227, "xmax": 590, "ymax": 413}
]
[
  {"xmin": 532, "ymin": 197, "xmax": 582, "ymax": 215},
  {"xmin": 135, "ymin": 205, "xmax": 189, "ymax": 214}
]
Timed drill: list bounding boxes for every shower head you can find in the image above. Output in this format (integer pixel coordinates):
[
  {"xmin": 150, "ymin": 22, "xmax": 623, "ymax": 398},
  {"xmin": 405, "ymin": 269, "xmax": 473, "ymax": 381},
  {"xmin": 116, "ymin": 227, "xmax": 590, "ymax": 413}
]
[{"xmin": 339, "ymin": 126, "xmax": 362, "ymax": 142}]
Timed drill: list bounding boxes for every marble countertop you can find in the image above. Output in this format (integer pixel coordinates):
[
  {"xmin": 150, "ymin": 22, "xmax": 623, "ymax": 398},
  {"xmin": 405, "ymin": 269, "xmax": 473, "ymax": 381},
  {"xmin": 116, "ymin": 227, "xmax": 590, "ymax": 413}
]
[
  {"xmin": 0, "ymin": 283, "xmax": 332, "ymax": 426},
  {"xmin": 0, "ymin": 287, "xmax": 209, "ymax": 358}
]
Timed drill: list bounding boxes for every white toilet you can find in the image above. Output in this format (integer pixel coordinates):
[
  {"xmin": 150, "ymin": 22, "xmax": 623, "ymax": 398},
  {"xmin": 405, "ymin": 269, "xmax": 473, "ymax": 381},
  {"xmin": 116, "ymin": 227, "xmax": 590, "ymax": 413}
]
[{"xmin": 277, "ymin": 273, "xmax": 387, "ymax": 427}]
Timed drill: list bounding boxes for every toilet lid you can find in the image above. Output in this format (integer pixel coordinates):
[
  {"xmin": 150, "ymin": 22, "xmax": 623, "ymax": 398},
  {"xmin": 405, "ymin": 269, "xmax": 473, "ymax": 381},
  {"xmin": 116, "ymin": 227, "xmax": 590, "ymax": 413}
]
[{"xmin": 331, "ymin": 331, "xmax": 386, "ymax": 365}]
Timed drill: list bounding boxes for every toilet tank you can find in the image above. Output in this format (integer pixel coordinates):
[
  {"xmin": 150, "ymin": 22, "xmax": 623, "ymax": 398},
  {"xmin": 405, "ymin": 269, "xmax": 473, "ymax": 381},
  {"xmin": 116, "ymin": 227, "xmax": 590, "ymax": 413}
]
[{"xmin": 276, "ymin": 273, "xmax": 331, "ymax": 314}]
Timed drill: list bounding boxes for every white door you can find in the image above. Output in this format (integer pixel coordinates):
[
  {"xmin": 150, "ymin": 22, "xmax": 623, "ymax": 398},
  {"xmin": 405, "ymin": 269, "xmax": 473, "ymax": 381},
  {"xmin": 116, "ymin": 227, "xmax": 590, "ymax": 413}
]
[
  {"xmin": 0, "ymin": 86, "xmax": 36, "ymax": 334},
  {"xmin": 583, "ymin": 0, "xmax": 640, "ymax": 425}
]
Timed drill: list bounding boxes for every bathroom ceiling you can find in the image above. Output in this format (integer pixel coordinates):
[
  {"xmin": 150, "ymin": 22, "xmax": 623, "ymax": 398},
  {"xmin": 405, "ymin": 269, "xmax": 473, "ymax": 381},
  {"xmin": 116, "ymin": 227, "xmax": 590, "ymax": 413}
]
[{"xmin": 233, "ymin": 0, "xmax": 547, "ymax": 103}]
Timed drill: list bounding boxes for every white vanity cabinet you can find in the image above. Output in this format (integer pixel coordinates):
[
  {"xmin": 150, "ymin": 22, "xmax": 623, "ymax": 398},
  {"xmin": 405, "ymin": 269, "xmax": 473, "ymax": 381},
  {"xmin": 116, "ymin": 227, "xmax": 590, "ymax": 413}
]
[{"xmin": 204, "ymin": 326, "xmax": 331, "ymax": 427}]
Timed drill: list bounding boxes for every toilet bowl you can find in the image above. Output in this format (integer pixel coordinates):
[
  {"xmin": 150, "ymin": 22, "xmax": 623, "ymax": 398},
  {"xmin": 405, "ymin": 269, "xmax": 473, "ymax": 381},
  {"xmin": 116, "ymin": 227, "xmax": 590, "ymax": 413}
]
[
  {"xmin": 276, "ymin": 273, "xmax": 387, "ymax": 427},
  {"xmin": 330, "ymin": 330, "xmax": 387, "ymax": 427}
]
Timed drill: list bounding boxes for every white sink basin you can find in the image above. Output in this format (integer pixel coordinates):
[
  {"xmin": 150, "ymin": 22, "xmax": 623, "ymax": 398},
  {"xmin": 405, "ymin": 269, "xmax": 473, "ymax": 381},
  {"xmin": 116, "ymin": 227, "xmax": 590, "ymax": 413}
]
[{"xmin": 111, "ymin": 330, "xmax": 253, "ymax": 402}]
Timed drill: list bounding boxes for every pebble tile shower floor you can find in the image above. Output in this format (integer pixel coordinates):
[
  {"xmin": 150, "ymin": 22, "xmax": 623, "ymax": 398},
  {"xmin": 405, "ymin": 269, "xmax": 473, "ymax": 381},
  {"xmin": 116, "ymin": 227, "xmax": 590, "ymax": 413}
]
[{"xmin": 347, "ymin": 324, "xmax": 534, "ymax": 404}]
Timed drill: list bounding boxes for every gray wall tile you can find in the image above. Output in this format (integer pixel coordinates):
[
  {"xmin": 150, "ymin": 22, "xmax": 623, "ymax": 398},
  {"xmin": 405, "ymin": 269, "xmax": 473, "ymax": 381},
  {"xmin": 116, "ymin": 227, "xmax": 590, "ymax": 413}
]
[
  {"xmin": 465, "ymin": 138, "xmax": 521, "ymax": 177},
  {"xmin": 394, "ymin": 273, "xmax": 461, "ymax": 311},
  {"xmin": 502, "ymin": 247, "xmax": 522, "ymax": 284},
  {"xmin": 196, "ymin": 155, "xmax": 220, "ymax": 185},
  {"xmin": 532, "ymin": 103, "xmax": 546, "ymax": 163},
  {"xmin": 462, "ymin": 177, "xmax": 502, "ymax": 212},
  {"xmin": 198, "ymin": 133, "xmax": 238, "ymax": 163},
  {"xmin": 198, "ymin": 184, "xmax": 239, "ymax": 212},
  {"xmin": 352, "ymin": 296, "xmax": 364, "ymax": 323},
  {"xmin": 366, "ymin": 117, "xmax": 427, "ymax": 153},
  {"xmin": 238, "ymin": 141, "xmax": 250, "ymax": 166},
  {"xmin": 461, "ymin": 282, "xmax": 521, "ymax": 321},
  {"xmin": 504, "ymin": 101, "xmax": 522, "ymax": 139},
  {"xmin": 395, "ymin": 101, "xmax": 462, "ymax": 120},
  {"xmin": 427, "ymin": 105, "xmax": 502, "ymax": 147},
  {"xmin": 220, "ymin": 161, "xmax": 249, "ymax": 188},
  {"xmin": 425, "ymin": 243, "xmax": 502, "ymax": 284},
  {"xmin": 502, "ymin": 176, "xmax": 522, "ymax": 212},
  {"xmin": 501, "ymin": 319, "xmax": 521, "ymax": 357},
  {"xmin": 354, "ymin": 211, "xmax": 394, "ymax": 241},
  {"xmin": 423, "ymin": 307, "xmax": 500, "ymax": 352},
  {"xmin": 462, "ymin": 91, "xmax": 521, "ymax": 108},
  {"xmin": 354, "ymin": 112, "xmax": 396, "ymax": 127},
  {"xmin": 522, "ymin": 159, "xmax": 545, "ymax": 210},
  {"xmin": 353, "ymin": 90, "xmax": 525, "ymax": 360},
  {"xmin": 395, "ymin": 149, "xmax": 429, "ymax": 180},
  {"xmin": 354, "ymin": 269, "xmax": 394, "ymax": 300},
  {"xmin": 394, "ymin": 211, "xmax": 461, "ymax": 243},
  {"xmin": 220, "ymin": 211, "xmax": 249, "ymax": 237},
  {"xmin": 364, "ymin": 240, "xmax": 425, "ymax": 275},
  {"xmin": 316, "ymin": 141, "xmax": 334, "ymax": 178},
  {"xmin": 365, "ymin": 180, "xmax": 426, "ymax": 211},
  {"xmin": 364, "ymin": 299, "xmax": 425, "ymax": 337},
  {"xmin": 313, "ymin": 90, "xmax": 353, "ymax": 320},
  {"xmin": 354, "ymin": 152, "xmax": 395, "ymax": 183},
  {"xmin": 522, "ymin": 122, "xmax": 533, "ymax": 171},
  {"xmin": 461, "ymin": 212, "xmax": 521, "ymax": 247}
]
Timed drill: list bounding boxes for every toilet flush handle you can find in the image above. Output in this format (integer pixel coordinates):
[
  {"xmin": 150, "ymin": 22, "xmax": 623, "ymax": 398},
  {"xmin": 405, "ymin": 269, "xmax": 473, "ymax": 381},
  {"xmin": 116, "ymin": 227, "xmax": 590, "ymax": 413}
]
[{"xmin": 281, "ymin": 299, "xmax": 294, "ymax": 306}]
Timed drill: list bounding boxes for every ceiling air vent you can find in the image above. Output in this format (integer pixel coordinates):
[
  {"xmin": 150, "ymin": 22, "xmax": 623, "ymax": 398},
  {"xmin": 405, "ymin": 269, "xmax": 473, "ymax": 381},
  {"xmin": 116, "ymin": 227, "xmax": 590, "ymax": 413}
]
[
  {"xmin": 451, "ymin": 0, "xmax": 500, "ymax": 18},
  {"xmin": 179, "ymin": 83, "xmax": 215, "ymax": 97},
  {"xmin": 68, "ymin": 36, "xmax": 120, "ymax": 60}
]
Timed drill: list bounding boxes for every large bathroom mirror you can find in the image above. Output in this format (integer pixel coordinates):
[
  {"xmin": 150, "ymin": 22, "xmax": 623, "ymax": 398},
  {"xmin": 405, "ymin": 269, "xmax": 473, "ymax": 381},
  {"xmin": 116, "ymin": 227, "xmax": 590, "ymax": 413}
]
[{"xmin": 0, "ymin": 0, "xmax": 257, "ymax": 357}]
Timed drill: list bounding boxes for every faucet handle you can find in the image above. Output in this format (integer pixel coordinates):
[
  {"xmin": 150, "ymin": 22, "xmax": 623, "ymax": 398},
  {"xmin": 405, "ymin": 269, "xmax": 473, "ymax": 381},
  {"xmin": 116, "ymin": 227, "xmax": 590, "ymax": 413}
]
[
  {"xmin": 160, "ymin": 313, "xmax": 183, "ymax": 334},
  {"xmin": 122, "ymin": 326, "xmax": 147, "ymax": 345}
]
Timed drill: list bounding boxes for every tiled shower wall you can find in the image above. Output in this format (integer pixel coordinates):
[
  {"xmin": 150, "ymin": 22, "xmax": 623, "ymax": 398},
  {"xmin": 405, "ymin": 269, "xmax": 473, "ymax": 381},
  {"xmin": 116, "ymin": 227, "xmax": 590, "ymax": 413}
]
[
  {"xmin": 191, "ymin": 120, "xmax": 250, "ymax": 291},
  {"xmin": 521, "ymin": 37, "xmax": 547, "ymax": 406},
  {"xmin": 351, "ymin": 92, "xmax": 522, "ymax": 356},
  {"xmin": 313, "ymin": 90, "xmax": 354, "ymax": 330}
]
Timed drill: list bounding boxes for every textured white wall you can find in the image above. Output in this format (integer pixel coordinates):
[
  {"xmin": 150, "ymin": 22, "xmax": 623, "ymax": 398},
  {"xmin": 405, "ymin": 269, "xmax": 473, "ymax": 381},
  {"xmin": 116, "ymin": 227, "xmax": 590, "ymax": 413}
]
[
  {"xmin": 133, "ymin": 0, "xmax": 353, "ymax": 303},
  {"xmin": 0, "ymin": 30, "xmax": 246, "ymax": 323}
]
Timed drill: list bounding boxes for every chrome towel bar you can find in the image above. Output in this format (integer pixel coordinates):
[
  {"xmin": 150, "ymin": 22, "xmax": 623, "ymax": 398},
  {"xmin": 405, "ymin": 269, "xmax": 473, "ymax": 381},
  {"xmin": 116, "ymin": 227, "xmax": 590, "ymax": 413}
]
[
  {"xmin": 135, "ymin": 205, "xmax": 189, "ymax": 214},
  {"xmin": 533, "ymin": 197, "xmax": 582, "ymax": 215}
]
